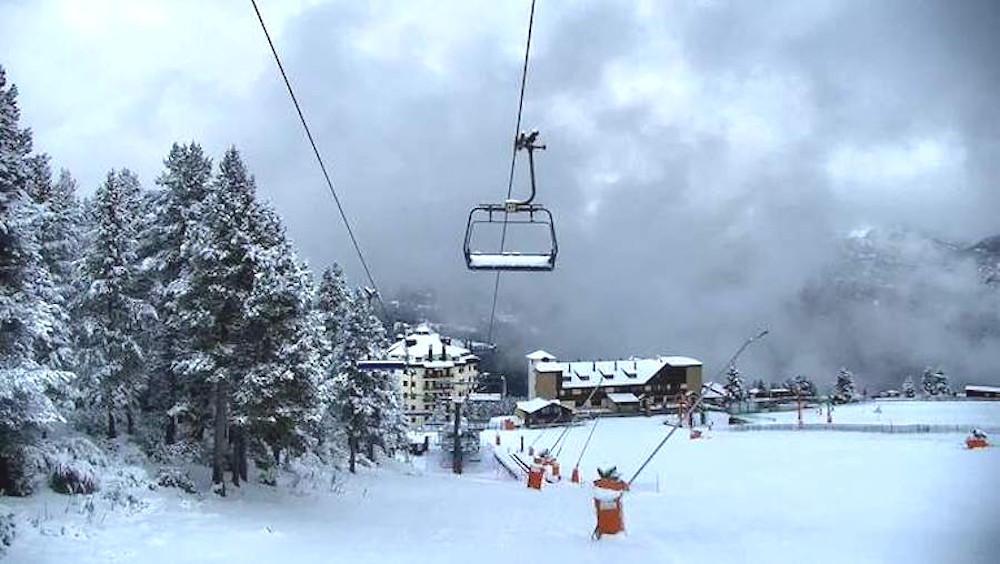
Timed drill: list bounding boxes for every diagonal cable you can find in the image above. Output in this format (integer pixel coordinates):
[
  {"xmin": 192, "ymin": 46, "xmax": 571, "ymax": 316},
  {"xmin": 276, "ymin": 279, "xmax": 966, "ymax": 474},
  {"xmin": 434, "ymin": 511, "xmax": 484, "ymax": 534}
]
[
  {"xmin": 250, "ymin": 0, "xmax": 386, "ymax": 316},
  {"xmin": 486, "ymin": 0, "xmax": 538, "ymax": 345}
]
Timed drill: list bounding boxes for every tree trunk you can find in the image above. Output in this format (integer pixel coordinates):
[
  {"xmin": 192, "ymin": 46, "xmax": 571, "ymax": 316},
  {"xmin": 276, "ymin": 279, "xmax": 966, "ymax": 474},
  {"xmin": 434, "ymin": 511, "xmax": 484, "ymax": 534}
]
[
  {"xmin": 165, "ymin": 415, "xmax": 176, "ymax": 445},
  {"xmin": 367, "ymin": 438, "xmax": 375, "ymax": 461},
  {"xmin": 126, "ymin": 407, "xmax": 135, "ymax": 435},
  {"xmin": 211, "ymin": 378, "xmax": 229, "ymax": 494},
  {"xmin": 229, "ymin": 427, "xmax": 247, "ymax": 486},
  {"xmin": 107, "ymin": 407, "xmax": 117, "ymax": 439},
  {"xmin": 348, "ymin": 435, "xmax": 357, "ymax": 474}
]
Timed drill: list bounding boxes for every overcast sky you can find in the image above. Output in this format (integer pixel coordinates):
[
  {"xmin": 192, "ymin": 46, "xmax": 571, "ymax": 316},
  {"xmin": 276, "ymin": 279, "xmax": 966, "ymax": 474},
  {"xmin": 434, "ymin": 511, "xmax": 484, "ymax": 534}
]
[{"xmin": 3, "ymin": 0, "xmax": 998, "ymax": 386}]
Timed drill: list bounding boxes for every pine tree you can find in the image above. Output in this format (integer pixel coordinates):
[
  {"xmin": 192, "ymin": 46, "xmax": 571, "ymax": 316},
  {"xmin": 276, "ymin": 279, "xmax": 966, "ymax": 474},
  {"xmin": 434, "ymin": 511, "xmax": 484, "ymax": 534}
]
[
  {"xmin": 315, "ymin": 264, "xmax": 353, "ymax": 369},
  {"xmin": 901, "ymin": 376, "xmax": 916, "ymax": 398},
  {"xmin": 0, "ymin": 66, "xmax": 73, "ymax": 493},
  {"xmin": 312, "ymin": 263, "xmax": 353, "ymax": 454},
  {"xmin": 723, "ymin": 366, "xmax": 746, "ymax": 410},
  {"xmin": 332, "ymin": 295, "xmax": 378, "ymax": 473},
  {"xmin": 76, "ymin": 169, "xmax": 151, "ymax": 438},
  {"xmin": 920, "ymin": 367, "xmax": 950, "ymax": 397},
  {"xmin": 788, "ymin": 375, "xmax": 816, "ymax": 397},
  {"xmin": 354, "ymin": 289, "xmax": 407, "ymax": 458},
  {"xmin": 142, "ymin": 142, "xmax": 213, "ymax": 444},
  {"xmin": 834, "ymin": 368, "xmax": 856, "ymax": 403},
  {"xmin": 25, "ymin": 160, "xmax": 81, "ymax": 371}
]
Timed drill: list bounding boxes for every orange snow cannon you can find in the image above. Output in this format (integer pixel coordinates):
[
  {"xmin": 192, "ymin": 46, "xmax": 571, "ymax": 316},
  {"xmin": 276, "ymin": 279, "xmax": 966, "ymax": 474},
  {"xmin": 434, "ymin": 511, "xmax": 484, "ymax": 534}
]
[
  {"xmin": 966, "ymin": 430, "xmax": 989, "ymax": 449},
  {"xmin": 527, "ymin": 464, "xmax": 545, "ymax": 490},
  {"xmin": 689, "ymin": 429, "xmax": 703, "ymax": 440},
  {"xmin": 592, "ymin": 470, "xmax": 629, "ymax": 539}
]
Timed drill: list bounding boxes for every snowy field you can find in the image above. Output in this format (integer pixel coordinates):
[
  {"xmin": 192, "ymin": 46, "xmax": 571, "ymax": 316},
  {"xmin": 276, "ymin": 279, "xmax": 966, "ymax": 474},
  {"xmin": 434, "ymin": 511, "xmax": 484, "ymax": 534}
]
[
  {"xmin": 739, "ymin": 399, "xmax": 1000, "ymax": 428},
  {"xmin": 6, "ymin": 407, "xmax": 1000, "ymax": 563}
]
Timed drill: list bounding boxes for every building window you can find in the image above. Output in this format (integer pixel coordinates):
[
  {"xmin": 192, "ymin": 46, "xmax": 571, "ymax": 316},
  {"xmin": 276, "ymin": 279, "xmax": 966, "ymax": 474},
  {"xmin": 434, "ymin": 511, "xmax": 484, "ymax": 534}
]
[{"xmin": 644, "ymin": 385, "xmax": 652, "ymax": 392}]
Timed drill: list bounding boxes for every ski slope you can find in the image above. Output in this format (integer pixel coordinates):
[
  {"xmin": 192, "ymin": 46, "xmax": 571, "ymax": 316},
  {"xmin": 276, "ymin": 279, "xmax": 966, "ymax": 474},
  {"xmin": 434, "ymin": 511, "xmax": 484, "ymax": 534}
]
[
  {"xmin": 6, "ymin": 406, "xmax": 1000, "ymax": 563},
  {"xmin": 739, "ymin": 400, "xmax": 1000, "ymax": 427}
]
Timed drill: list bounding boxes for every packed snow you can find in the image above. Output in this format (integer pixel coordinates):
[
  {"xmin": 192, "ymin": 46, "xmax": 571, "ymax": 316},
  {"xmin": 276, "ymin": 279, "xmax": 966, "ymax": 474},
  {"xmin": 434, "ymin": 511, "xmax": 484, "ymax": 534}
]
[
  {"xmin": 7, "ymin": 404, "xmax": 1000, "ymax": 563},
  {"xmin": 740, "ymin": 400, "xmax": 1000, "ymax": 428}
]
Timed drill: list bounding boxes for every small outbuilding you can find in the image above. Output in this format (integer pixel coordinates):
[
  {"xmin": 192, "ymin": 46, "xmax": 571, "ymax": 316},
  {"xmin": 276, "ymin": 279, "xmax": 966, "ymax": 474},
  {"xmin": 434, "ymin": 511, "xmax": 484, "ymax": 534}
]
[
  {"xmin": 606, "ymin": 392, "xmax": 641, "ymax": 413},
  {"xmin": 515, "ymin": 398, "xmax": 574, "ymax": 427},
  {"xmin": 965, "ymin": 385, "xmax": 1000, "ymax": 399}
]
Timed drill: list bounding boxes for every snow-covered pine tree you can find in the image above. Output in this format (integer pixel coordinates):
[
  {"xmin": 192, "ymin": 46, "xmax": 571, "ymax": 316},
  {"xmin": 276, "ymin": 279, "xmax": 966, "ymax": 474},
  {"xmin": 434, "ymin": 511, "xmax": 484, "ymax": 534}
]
[
  {"xmin": 25, "ymin": 158, "xmax": 80, "ymax": 371},
  {"xmin": 76, "ymin": 169, "xmax": 151, "ymax": 438},
  {"xmin": 901, "ymin": 376, "xmax": 916, "ymax": 398},
  {"xmin": 313, "ymin": 263, "xmax": 354, "ymax": 453},
  {"xmin": 142, "ymin": 143, "xmax": 213, "ymax": 445},
  {"xmin": 332, "ymin": 296, "xmax": 378, "ymax": 473},
  {"xmin": 0, "ymin": 66, "xmax": 74, "ymax": 493},
  {"xmin": 353, "ymin": 289, "xmax": 407, "ymax": 459},
  {"xmin": 723, "ymin": 366, "xmax": 746, "ymax": 410},
  {"xmin": 788, "ymin": 375, "xmax": 816, "ymax": 397},
  {"xmin": 920, "ymin": 367, "xmax": 950, "ymax": 397},
  {"xmin": 174, "ymin": 147, "xmax": 263, "ymax": 489},
  {"xmin": 315, "ymin": 263, "xmax": 353, "ymax": 370},
  {"xmin": 235, "ymin": 203, "xmax": 322, "ymax": 482},
  {"xmin": 834, "ymin": 368, "xmax": 856, "ymax": 403}
]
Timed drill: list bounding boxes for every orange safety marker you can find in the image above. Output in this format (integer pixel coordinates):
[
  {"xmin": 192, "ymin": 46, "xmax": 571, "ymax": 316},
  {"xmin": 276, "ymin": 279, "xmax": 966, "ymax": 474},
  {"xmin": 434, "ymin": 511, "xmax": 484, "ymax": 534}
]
[
  {"xmin": 689, "ymin": 429, "xmax": 702, "ymax": 440},
  {"xmin": 527, "ymin": 464, "xmax": 544, "ymax": 490},
  {"xmin": 592, "ymin": 475, "xmax": 628, "ymax": 539},
  {"xmin": 571, "ymin": 466, "xmax": 580, "ymax": 484}
]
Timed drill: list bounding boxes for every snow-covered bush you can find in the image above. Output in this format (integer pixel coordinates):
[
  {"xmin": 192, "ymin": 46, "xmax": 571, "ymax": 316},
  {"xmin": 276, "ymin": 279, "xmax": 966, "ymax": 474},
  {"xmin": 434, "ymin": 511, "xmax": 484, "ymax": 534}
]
[
  {"xmin": 0, "ymin": 509, "xmax": 15, "ymax": 556},
  {"xmin": 33, "ymin": 436, "xmax": 106, "ymax": 495},
  {"xmin": 155, "ymin": 468, "xmax": 197, "ymax": 494},
  {"xmin": 48, "ymin": 459, "xmax": 99, "ymax": 494}
]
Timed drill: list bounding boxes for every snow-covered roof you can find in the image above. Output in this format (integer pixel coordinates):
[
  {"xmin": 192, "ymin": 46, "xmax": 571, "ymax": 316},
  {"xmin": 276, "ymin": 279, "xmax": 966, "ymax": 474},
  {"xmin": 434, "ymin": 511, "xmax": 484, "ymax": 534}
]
[
  {"xmin": 386, "ymin": 326, "xmax": 477, "ymax": 366},
  {"xmin": 468, "ymin": 392, "xmax": 501, "ymax": 402},
  {"xmin": 515, "ymin": 398, "xmax": 563, "ymax": 414},
  {"xmin": 526, "ymin": 350, "xmax": 557, "ymax": 361},
  {"xmin": 966, "ymin": 385, "xmax": 1000, "ymax": 393},
  {"xmin": 534, "ymin": 356, "xmax": 701, "ymax": 389},
  {"xmin": 659, "ymin": 356, "xmax": 703, "ymax": 367},
  {"xmin": 424, "ymin": 360, "xmax": 455, "ymax": 369},
  {"xmin": 606, "ymin": 392, "xmax": 640, "ymax": 404}
]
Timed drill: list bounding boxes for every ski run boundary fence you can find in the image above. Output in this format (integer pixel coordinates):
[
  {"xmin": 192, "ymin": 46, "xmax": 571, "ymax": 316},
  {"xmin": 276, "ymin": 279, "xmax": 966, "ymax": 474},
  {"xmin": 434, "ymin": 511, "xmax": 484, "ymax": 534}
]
[{"xmin": 730, "ymin": 423, "xmax": 1000, "ymax": 434}]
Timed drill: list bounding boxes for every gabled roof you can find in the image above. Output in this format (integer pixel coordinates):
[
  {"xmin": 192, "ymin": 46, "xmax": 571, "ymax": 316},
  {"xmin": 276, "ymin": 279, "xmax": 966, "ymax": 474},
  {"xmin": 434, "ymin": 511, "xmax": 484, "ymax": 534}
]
[
  {"xmin": 526, "ymin": 350, "xmax": 557, "ymax": 361},
  {"xmin": 386, "ymin": 328, "xmax": 477, "ymax": 366},
  {"xmin": 536, "ymin": 356, "xmax": 702, "ymax": 389},
  {"xmin": 515, "ymin": 398, "xmax": 563, "ymax": 414}
]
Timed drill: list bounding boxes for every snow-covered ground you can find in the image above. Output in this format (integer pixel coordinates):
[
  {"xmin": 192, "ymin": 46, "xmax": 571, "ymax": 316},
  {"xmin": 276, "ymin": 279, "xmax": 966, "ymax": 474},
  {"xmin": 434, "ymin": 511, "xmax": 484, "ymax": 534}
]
[
  {"xmin": 5, "ymin": 405, "xmax": 1000, "ymax": 563},
  {"xmin": 739, "ymin": 399, "xmax": 1000, "ymax": 427}
]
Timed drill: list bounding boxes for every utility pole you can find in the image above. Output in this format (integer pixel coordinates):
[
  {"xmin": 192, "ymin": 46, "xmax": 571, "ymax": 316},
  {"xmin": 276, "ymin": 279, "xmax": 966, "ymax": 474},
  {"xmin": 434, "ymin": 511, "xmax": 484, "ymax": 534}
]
[{"xmin": 453, "ymin": 397, "xmax": 463, "ymax": 474}]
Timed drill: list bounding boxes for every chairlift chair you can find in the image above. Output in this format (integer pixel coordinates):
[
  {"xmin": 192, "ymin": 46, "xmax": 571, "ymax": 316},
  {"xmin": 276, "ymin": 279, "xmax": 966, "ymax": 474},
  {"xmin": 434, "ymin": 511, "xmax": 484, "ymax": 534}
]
[{"xmin": 463, "ymin": 130, "xmax": 558, "ymax": 271}]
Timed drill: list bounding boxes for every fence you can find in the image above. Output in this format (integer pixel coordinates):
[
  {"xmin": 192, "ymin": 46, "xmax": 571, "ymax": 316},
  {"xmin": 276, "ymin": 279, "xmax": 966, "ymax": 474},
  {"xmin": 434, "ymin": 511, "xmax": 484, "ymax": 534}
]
[{"xmin": 729, "ymin": 423, "xmax": 1000, "ymax": 434}]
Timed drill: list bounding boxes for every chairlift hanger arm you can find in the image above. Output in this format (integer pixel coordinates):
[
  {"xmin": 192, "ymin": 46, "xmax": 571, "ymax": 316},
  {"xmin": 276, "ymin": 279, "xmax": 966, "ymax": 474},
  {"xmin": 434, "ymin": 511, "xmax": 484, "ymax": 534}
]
[{"xmin": 509, "ymin": 129, "xmax": 546, "ymax": 207}]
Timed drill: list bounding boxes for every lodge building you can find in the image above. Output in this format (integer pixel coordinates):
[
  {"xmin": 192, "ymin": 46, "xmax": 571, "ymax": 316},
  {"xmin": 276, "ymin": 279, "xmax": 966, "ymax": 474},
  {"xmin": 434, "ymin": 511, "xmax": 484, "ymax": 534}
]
[
  {"xmin": 360, "ymin": 324, "xmax": 479, "ymax": 427},
  {"xmin": 525, "ymin": 350, "xmax": 703, "ymax": 410}
]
